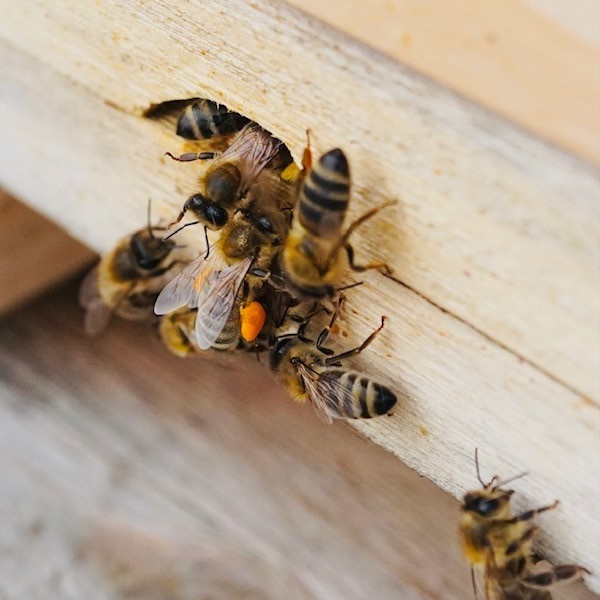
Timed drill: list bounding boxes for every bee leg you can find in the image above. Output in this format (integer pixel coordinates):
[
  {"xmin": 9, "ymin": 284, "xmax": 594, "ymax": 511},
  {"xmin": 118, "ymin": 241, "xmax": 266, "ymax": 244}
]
[
  {"xmin": 322, "ymin": 199, "xmax": 396, "ymax": 274},
  {"xmin": 203, "ymin": 226, "xmax": 210, "ymax": 259},
  {"xmin": 296, "ymin": 321, "xmax": 313, "ymax": 344},
  {"xmin": 302, "ymin": 129, "xmax": 313, "ymax": 172},
  {"xmin": 522, "ymin": 564, "xmax": 591, "ymax": 589},
  {"xmin": 315, "ymin": 295, "xmax": 346, "ymax": 355},
  {"xmin": 508, "ymin": 500, "xmax": 560, "ymax": 524},
  {"xmin": 335, "ymin": 281, "xmax": 363, "ymax": 293},
  {"xmin": 324, "ymin": 316, "xmax": 386, "ymax": 365},
  {"xmin": 162, "ymin": 220, "xmax": 201, "ymax": 242},
  {"xmin": 165, "ymin": 151, "xmax": 217, "ymax": 162},
  {"xmin": 345, "ymin": 243, "xmax": 393, "ymax": 276},
  {"xmin": 248, "ymin": 268, "xmax": 271, "ymax": 279}
]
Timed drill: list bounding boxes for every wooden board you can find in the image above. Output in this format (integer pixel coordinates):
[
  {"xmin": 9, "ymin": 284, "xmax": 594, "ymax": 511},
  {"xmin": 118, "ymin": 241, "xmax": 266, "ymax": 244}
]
[
  {"xmin": 0, "ymin": 191, "xmax": 95, "ymax": 316},
  {"xmin": 285, "ymin": 0, "xmax": 600, "ymax": 164},
  {"xmin": 0, "ymin": 0, "xmax": 598, "ymax": 591},
  {"xmin": 0, "ymin": 281, "xmax": 596, "ymax": 600}
]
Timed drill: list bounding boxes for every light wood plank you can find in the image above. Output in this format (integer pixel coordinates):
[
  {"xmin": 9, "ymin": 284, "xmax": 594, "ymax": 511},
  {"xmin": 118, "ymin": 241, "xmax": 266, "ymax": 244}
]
[
  {"xmin": 0, "ymin": 2, "xmax": 597, "ymax": 399},
  {"xmin": 0, "ymin": 4, "xmax": 598, "ymax": 590},
  {"xmin": 284, "ymin": 0, "xmax": 600, "ymax": 163},
  {"xmin": 0, "ymin": 191, "xmax": 95, "ymax": 316},
  {"xmin": 0, "ymin": 283, "xmax": 595, "ymax": 600}
]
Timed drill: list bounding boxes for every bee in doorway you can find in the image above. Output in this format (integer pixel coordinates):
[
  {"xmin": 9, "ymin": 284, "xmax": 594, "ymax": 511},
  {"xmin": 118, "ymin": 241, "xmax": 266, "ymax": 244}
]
[
  {"xmin": 154, "ymin": 170, "xmax": 294, "ymax": 351},
  {"xmin": 280, "ymin": 143, "xmax": 395, "ymax": 301},
  {"xmin": 79, "ymin": 208, "xmax": 185, "ymax": 335},
  {"xmin": 269, "ymin": 300, "xmax": 397, "ymax": 423},
  {"xmin": 144, "ymin": 97, "xmax": 249, "ymax": 142},
  {"xmin": 166, "ymin": 121, "xmax": 293, "ymax": 256},
  {"xmin": 460, "ymin": 450, "xmax": 590, "ymax": 599}
]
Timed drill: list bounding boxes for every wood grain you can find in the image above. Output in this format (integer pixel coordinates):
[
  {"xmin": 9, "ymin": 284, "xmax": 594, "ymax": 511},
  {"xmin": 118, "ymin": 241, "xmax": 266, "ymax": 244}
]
[
  {"xmin": 0, "ymin": 1, "xmax": 598, "ymax": 590},
  {"xmin": 0, "ymin": 282, "xmax": 596, "ymax": 600},
  {"xmin": 284, "ymin": 0, "xmax": 600, "ymax": 163},
  {"xmin": 0, "ymin": 191, "xmax": 95, "ymax": 316}
]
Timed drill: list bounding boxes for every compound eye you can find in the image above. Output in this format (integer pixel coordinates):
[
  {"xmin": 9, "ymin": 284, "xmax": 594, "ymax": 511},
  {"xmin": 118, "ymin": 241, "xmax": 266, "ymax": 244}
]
[
  {"xmin": 477, "ymin": 498, "xmax": 499, "ymax": 516},
  {"xmin": 256, "ymin": 215, "xmax": 275, "ymax": 234},
  {"xmin": 184, "ymin": 193, "xmax": 205, "ymax": 211}
]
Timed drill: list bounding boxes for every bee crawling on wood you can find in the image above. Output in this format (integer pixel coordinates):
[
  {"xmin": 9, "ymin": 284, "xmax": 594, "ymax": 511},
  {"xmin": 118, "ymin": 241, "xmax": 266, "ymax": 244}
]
[
  {"xmin": 279, "ymin": 135, "xmax": 395, "ymax": 301},
  {"xmin": 460, "ymin": 450, "xmax": 591, "ymax": 599},
  {"xmin": 269, "ymin": 296, "xmax": 397, "ymax": 423},
  {"xmin": 148, "ymin": 97, "xmax": 293, "ymax": 257},
  {"xmin": 154, "ymin": 169, "xmax": 295, "ymax": 351},
  {"xmin": 79, "ymin": 202, "xmax": 186, "ymax": 335}
]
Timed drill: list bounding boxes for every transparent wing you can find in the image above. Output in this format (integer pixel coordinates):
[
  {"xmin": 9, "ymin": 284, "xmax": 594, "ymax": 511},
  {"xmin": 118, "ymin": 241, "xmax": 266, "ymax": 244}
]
[
  {"xmin": 78, "ymin": 265, "xmax": 114, "ymax": 335},
  {"xmin": 194, "ymin": 257, "xmax": 252, "ymax": 350},
  {"xmin": 212, "ymin": 122, "xmax": 282, "ymax": 192},
  {"xmin": 78, "ymin": 265, "xmax": 100, "ymax": 308},
  {"xmin": 154, "ymin": 248, "xmax": 227, "ymax": 315},
  {"xmin": 296, "ymin": 365, "xmax": 369, "ymax": 423},
  {"xmin": 83, "ymin": 297, "xmax": 114, "ymax": 336}
]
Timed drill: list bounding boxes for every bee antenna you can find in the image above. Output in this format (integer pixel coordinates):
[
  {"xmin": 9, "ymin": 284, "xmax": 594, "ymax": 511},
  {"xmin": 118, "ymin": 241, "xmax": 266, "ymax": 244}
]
[
  {"xmin": 470, "ymin": 566, "xmax": 479, "ymax": 600},
  {"xmin": 474, "ymin": 448, "xmax": 486, "ymax": 488},
  {"xmin": 162, "ymin": 220, "xmax": 201, "ymax": 242},
  {"xmin": 146, "ymin": 198, "xmax": 154, "ymax": 237},
  {"xmin": 495, "ymin": 471, "xmax": 529, "ymax": 489}
]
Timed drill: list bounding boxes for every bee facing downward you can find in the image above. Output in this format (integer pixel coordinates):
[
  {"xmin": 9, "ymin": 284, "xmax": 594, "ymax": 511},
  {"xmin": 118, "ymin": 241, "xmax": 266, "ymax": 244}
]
[
  {"xmin": 269, "ymin": 300, "xmax": 397, "ymax": 423},
  {"xmin": 167, "ymin": 121, "xmax": 292, "ymax": 255},
  {"xmin": 460, "ymin": 450, "xmax": 590, "ymax": 599},
  {"xmin": 79, "ymin": 207, "xmax": 182, "ymax": 335},
  {"xmin": 154, "ymin": 170, "xmax": 294, "ymax": 351},
  {"xmin": 281, "ymin": 143, "xmax": 394, "ymax": 300}
]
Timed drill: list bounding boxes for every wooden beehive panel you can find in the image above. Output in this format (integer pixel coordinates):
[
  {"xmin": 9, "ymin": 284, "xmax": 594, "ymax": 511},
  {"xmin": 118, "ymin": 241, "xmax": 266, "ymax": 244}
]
[{"xmin": 0, "ymin": 0, "xmax": 598, "ymax": 593}]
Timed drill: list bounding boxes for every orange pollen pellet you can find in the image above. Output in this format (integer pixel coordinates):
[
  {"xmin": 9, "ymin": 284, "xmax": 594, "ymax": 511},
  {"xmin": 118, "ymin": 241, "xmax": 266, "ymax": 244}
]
[{"xmin": 240, "ymin": 301, "xmax": 266, "ymax": 342}]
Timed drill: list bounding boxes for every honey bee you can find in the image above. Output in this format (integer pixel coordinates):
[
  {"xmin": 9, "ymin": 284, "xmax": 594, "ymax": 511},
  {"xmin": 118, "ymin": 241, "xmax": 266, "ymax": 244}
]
[
  {"xmin": 79, "ymin": 214, "xmax": 183, "ymax": 335},
  {"xmin": 269, "ymin": 303, "xmax": 397, "ymax": 423},
  {"xmin": 460, "ymin": 450, "xmax": 591, "ymax": 599},
  {"xmin": 158, "ymin": 308, "xmax": 198, "ymax": 357},
  {"xmin": 166, "ymin": 121, "xmax": 293, "ymax": 254},
  {"xmin": 143, "ymin": 97, "xmax": 249, "ymax": 141},
  {"xmin": 155, "ymin": 170, "xmax": 294, "ymax": 350},
  {"xmin": 158, "ymin": 298, "xmax": 268, "ymax": 357},
  {"xmin": 281, "ymin": 144, "xmax": 394, "ymax": 300}
]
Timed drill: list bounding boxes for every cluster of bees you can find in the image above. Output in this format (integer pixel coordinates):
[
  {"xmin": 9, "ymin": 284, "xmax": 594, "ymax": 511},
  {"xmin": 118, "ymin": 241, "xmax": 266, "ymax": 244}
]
[
  {"xmin": 80, "ymin": 97, "xmax": 397, "ymax": 424},
  {"xmin": 78, "ymin": 98, "xmax": 590, "ymax": 598}
]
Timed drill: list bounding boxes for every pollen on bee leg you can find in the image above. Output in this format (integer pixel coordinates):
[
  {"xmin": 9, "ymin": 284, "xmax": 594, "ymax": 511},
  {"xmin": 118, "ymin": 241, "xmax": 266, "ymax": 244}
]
[{"xmin": 240, "ymin": 301, "xmax": 266, "ymax": 342}]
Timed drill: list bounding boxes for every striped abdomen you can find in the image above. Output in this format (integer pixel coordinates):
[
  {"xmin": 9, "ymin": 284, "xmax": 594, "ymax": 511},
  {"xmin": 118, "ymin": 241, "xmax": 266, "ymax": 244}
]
[
  {"xmin": 320, "ymin": 369, "xmax": 396, "ymax": 419},
  {"xmin": 177, "ymin": 99, "xmax": 249, "ymax": 140},
  {"xmin": 298, "ymin": 148, "xmax": 350, "ymax": 237},
  {"xmin": 211, "ymin": 299, "xmax": 241, "ymax": 352}
]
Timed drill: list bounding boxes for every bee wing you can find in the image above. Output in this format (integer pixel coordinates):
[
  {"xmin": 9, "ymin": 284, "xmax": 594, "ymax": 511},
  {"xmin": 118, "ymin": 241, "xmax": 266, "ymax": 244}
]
[
  {"xmin": 154, "ymin": 249, "xmax": 227, "ymax": 315},
  {"xmin": 212, "ymin": 123, "xmax": 282, "ymax": 192},
  {"xmin": 295, "ymin": 363, "xmax": 335, "ymax": 424},
  {"xmin": 296, "ymin": 365, "xmax": 371, "ymax": 423},
  {"xmin": 78, "ymin": 265, "xmax": 100, "ymax": 308},
  {"xmin": 194, "ymin": 257, "xmax": 253, "ymax": 350},
  {"xmin": 83, "ymin": 297, "xmax": 114, "ymax": 336},
  {"xmin": 78, "ymin": 265, "xmax": 114, "ymax": 335}
]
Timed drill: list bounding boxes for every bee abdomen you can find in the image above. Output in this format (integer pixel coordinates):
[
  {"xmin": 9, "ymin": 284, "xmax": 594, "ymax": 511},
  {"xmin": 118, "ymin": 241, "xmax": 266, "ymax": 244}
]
[
  {"xmin": 177, "ymin": 99, "xmax": 249, "ymax": 140},
  {"xmin": 324, "ymin": 369, "xmax": 396, "ymax": 419},
  {"xmin": 212, "ymin": 308, "xmax": 241, "ymax": 352},
  {"xmin": 299, "ymin": 148, "xmax": 350, "ymax": 236}
]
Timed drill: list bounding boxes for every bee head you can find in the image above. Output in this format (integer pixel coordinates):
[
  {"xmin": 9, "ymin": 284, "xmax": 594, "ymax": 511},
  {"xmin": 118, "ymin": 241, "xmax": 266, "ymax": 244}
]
[
  {"xmin": 462, "ymin": 487, "xmax": 515, "ymax": 519},
  {"xmin": 183, "ymin": 193, "xmax": 229, "ymax": 230},
  {"xmin": 130, "ymin": 229, "xmax": 174, "ymax": 270}
]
